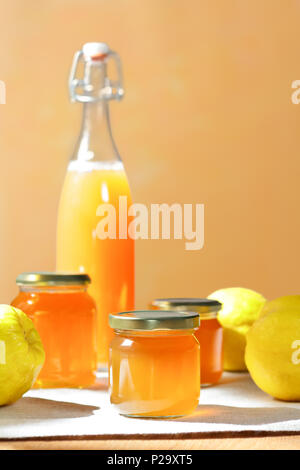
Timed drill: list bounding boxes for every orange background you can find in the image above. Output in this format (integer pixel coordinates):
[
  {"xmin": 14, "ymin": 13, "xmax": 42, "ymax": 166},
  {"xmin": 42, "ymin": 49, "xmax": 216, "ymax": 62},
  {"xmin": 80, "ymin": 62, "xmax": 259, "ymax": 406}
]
[{"xmin": 0, "ymin": 0, "xmax": 299, "ymax": 306}]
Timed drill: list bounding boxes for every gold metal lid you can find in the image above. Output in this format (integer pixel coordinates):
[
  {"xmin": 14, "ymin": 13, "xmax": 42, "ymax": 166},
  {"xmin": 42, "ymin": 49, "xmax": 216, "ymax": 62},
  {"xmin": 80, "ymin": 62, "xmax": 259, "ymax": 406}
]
[
  {"xmin": 16, "ymin": 272, "xmax": 91, "ymax": 287},
  {"xmin": 109, "ymin": 310, "xmax": 200, "ymax": 331},
  {"xmin": 151, "ymin": 298, "xmax": 222, "ymax": 318}
]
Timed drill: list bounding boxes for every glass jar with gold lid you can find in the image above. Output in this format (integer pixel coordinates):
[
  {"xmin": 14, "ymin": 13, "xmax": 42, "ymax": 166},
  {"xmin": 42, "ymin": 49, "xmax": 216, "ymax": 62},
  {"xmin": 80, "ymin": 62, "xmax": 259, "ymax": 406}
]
[
  {"xmin": 109, "ymin": 310, "xmax": 200, "ymax": 418},
  {"xmin": 151, "ymin": 298, "xmax": 223, "ymax": 386},
  {"xmin": 11, "ymin": 272, "xmax": 97, "ymax": 388}
]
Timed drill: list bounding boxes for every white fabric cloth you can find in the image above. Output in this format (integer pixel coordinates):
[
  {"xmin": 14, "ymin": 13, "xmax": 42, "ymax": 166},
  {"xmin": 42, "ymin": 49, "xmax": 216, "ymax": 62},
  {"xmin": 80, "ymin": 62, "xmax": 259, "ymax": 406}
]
[{"xmin": 1, "ymin": 372, "xmax": 300, "ymax": 439}]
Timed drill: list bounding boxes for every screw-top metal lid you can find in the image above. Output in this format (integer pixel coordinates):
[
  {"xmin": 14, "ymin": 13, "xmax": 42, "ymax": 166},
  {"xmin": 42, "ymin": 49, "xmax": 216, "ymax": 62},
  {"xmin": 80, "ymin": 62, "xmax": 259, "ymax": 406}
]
[
  {"xmin": 16, "ymin": 272, "xmax": 91, "ymax": 287},
  {"xmin": 151, "ymin": 298, "xmax": 222, "ymax": 318},
  {"xmin": 109, "ymin": 310, "xmax": 200, "ymax": 331}
]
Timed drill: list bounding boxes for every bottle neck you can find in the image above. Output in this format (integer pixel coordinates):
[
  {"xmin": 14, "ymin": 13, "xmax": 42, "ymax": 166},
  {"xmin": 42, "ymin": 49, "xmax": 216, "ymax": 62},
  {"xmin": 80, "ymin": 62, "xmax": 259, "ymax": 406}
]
[{"xmin": 72, "ymin": 62, "xmax": 120, "ymax": 163}]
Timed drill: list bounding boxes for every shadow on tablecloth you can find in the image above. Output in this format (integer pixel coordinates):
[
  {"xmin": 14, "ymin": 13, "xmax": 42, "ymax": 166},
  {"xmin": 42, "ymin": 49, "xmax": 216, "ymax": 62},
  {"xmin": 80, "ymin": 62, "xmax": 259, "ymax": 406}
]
[
  {"xmin": 176, "ymin": 404, "xmax": 300, "ymax": 425},
  {"xmin": 0, "ymin": 397, "xmax": 99, "ymax": 420}
]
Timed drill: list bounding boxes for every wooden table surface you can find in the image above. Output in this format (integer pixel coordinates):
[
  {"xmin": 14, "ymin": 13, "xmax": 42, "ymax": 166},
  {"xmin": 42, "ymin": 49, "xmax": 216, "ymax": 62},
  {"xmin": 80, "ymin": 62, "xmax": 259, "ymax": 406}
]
[{"xmin": 1, "ymin": 435, "xmax": 300, "ymax": 450}]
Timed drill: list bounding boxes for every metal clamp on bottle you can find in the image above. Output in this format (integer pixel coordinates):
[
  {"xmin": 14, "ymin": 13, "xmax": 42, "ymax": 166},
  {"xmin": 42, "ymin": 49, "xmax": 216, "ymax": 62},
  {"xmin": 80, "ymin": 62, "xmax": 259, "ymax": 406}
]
[{"xmin": 69, "ymin": 42, "xmax": 124, "ymax": 103}]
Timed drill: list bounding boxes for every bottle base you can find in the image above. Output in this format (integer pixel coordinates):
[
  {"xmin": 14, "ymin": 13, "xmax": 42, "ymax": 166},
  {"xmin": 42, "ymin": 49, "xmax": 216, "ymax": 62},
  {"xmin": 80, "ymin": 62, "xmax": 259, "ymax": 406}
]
[{"xmin": 96, "ymin": 368, "xmax": 109, "ymax": 379}]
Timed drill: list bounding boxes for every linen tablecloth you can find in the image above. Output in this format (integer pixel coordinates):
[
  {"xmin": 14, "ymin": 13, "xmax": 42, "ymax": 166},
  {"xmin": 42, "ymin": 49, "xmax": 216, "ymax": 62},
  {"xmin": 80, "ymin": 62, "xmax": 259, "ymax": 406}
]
[{"xmin": 1, "ymin": 372, "xmax": 300, "ymax": 439}]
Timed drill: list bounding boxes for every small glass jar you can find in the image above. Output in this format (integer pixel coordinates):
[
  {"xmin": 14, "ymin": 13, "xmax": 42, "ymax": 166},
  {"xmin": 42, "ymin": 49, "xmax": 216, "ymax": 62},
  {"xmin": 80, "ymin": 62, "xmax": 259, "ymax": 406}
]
[
  {"xmin": 151, "ymin": 298, "xmax": 223, "ymax": 386},
  {"xmin": 109, "ymin": 310, "xmax": 200, "ymax": 418},
  {"xmin": 12, "ymin": 272, "xmax": 97, "ymax": 388}
]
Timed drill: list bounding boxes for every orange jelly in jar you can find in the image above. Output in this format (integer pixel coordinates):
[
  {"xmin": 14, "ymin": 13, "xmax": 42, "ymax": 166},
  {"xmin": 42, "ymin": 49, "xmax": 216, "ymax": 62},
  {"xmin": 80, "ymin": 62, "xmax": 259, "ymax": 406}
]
[
  {"xmin": 12, "ymin": 272, "xmax": 97, "ymax": 388},
  {"xmin": 151, "ymin": 299, "xmax": 223, "ymax": 386},
  {"xmin": 109, "ymin": 310, "xmax": 200, "ymax": 418}
]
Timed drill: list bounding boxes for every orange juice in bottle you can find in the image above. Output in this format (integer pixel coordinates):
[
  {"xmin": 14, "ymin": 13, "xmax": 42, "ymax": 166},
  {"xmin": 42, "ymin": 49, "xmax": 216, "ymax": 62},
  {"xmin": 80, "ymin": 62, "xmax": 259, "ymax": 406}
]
[{"xmin": 57, "ymin": 43, "xmax": 134, "ymax": 368}]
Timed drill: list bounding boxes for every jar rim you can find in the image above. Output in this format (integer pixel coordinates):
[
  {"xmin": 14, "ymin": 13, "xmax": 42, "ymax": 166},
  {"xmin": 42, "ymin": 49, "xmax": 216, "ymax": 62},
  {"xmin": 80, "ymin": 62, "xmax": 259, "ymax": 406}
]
[
  {"xmin": 109, "ymin": 310, "xmax": 200, "ymax": 331},
  {"xmin": 151, "ymin": 298, "xmax": 222, "ymax": 317},
  {"xmin": 16, "ymin": 272, "xmax": 91, "ymax": 287}
]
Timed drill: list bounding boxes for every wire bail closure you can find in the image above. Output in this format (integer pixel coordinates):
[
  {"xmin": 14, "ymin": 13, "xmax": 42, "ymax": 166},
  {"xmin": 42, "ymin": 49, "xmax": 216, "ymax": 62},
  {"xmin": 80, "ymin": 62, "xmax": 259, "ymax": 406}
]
[{"xmin": 69, "ymin": 46, "xmax": 124, "ymax": 103}]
